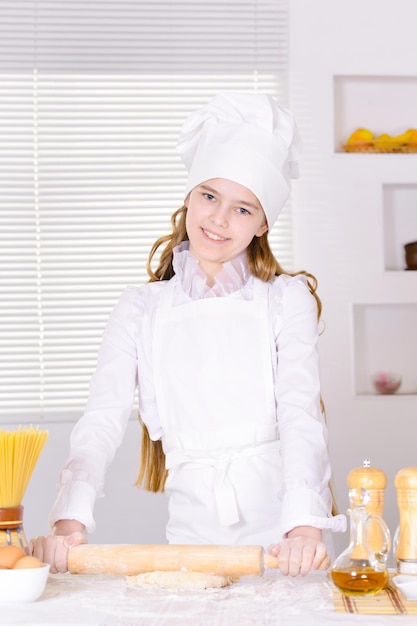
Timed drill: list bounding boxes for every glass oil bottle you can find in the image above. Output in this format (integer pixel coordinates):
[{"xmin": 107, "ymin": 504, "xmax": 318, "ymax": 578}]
[{"xmin": 330, "ymin": 487, "xmax": 391, "ymax": 595}]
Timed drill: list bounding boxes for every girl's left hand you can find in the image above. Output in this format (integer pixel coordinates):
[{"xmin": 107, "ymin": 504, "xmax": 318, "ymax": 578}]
[{"xmin": 268, "ymin": 526, "xmax": 329, "ymax": 577}]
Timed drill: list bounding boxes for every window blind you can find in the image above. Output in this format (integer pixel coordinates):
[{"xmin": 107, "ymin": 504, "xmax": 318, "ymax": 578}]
[{"xmin": 0, "ymin": 0, "xmax": 291, "ymax": 421}]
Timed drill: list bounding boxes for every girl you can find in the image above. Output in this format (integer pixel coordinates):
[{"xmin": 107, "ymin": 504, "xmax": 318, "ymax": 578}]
[{"xmin": 31, "ymin": 93, "xmax": 346, "ymax": 576}]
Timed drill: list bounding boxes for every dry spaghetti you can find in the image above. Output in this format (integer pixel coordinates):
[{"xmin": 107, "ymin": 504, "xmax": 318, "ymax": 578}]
[{"xmin": 0, "ymin": 427, "xmax": 49, "ymax": 507}]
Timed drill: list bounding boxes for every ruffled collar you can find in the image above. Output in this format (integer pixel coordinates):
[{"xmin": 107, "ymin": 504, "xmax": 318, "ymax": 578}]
[{"xmin": 172, "ymin": 241, "xmax": 250, "ymax": 299}]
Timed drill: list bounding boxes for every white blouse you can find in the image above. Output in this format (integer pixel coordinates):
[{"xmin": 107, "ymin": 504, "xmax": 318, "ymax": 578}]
[{"xmin": 49, "ymin": 242, "xmax": 346, "ymax": 538}]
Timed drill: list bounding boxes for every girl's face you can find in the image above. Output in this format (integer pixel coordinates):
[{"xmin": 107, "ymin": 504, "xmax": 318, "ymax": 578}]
[{"xmin": 185, "ymin": 178, "xmax": 268, "ymax": 281}]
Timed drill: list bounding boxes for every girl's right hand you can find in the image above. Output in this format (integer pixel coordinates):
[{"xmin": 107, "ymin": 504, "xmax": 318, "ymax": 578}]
[{"xmin": 29, "ymin": 520, "xmax": 87, "ymax": 574}]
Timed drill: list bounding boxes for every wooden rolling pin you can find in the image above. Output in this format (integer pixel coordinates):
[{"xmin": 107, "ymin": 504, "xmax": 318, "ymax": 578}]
[{"xmin": 68, "ymin": 544, "xmax": 330, "ymax": 577}]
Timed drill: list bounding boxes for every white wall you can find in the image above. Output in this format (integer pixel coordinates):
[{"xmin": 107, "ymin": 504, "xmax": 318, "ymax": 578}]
[
  {"xmin": 289, "ymin": 0, "xmax": 417, "ymax": 558},
  {"xmin": 11, "ymin": 419, "xmax": 168, "ymax": 545},
  {"xmin": 12, "ymin": 1, "xmax": 417, "ymax": 557}
]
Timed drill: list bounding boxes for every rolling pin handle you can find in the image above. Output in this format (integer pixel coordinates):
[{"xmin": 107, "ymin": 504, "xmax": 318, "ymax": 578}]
[{"xmin": 263, "ymin": 552, "xmax": 279, "ymax": 569}]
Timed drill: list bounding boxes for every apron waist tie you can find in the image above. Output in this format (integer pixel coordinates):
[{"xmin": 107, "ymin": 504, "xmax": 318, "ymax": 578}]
[
  {"xmin": 213, "ymin": 455, "xmax": 239, "ymax": 526},
  {"xmin": 165, "ymin": 440, "xmax": 280, "ymax": 528}
]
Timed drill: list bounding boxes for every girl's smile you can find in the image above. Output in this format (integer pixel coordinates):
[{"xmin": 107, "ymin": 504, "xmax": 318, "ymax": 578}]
[
  {"xmin": 185, "ymin": 178, "xmax": 268, "ymax": 282},
  {"xmin": 201, "ymin": 227, "xmax": 230, "ymax": 242}
]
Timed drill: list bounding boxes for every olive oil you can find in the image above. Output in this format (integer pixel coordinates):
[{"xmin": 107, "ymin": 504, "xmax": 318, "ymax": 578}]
[
  {"xmin": 330, "ymin": 487, "xmax": 391, "ymax": 597},
  {"xmin": 331, "ymin": 562, "xmax": 388, "ymax": 595}
]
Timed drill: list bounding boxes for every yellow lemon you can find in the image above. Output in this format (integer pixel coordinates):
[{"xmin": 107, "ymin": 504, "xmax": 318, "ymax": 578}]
[
  {"xmin": 402, "ymin": 129, "xmax": 417, "ymax": 143},
  {"xmin": 376, "ymin": 133, "xmax": 392, "ymax": 142},
  {"xmin": 346, "ymin": 128, "xmax": 374, "ymax": 144}
]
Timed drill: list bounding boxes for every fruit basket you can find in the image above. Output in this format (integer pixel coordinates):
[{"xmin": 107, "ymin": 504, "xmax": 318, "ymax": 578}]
[{"xmin": 343, "ymin": 128, "xmax": 417, "ymax": 153}]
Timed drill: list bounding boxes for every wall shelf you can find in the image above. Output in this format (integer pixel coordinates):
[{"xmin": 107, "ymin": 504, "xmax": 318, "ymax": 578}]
[
  {"xmin": 383, "ymin": 183, "xmax": 417, "ymax": 271},
  {"xmin": 353, "ymin": 303, "xmax": 417, "ymax": 396},
  {"xmin": 333, "ymin": 75, "xmax": 417, "ymax": 153}
]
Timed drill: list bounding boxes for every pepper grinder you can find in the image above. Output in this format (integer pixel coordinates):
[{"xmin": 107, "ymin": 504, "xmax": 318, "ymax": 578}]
[
  {"xmin": 395, "ymin": 467, "xmax": 417, "ymax": 574},
  {"xmin": 347, "ymin": 459, "xmax": 388, "ymax": 553}
]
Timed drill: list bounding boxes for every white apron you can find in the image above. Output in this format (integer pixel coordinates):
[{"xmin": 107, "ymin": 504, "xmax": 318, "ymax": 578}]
[{"xmin": 152, "ymin": 277, "xmax": 284, "ymax": 547}]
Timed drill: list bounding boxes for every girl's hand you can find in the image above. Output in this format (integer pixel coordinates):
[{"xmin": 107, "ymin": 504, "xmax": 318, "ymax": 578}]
[
  {"xmin": 268, "ymin": 526, "xmax": 329, "ymax": 577},
  {"xmin": 29, "ymin": 520, "xmax": 87, "ymax": 574}
]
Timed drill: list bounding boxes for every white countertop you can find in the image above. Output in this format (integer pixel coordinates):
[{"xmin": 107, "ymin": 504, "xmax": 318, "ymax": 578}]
[{"xmin": 1, "ymin": 570, "xmax": 416, "ymax": 626}]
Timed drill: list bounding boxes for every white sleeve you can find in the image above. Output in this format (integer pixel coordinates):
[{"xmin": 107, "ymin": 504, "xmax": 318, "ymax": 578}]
[
  {"xmin": 49, "ymin": 287, "xmax": 141, "ymax": 533},
  {"xmin": 272, "ymin": 276, "xmax": 346, "ymax": 535}
]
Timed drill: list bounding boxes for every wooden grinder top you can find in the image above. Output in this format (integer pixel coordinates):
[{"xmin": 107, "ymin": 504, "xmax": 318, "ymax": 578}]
[{"xmin": 347, "ymin": 460, "xmax": 387, "ymax": 492}]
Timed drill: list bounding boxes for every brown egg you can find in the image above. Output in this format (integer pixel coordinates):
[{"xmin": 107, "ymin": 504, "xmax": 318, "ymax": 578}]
[
  {"xmin": 0, "ymin": 545, "xmax": 27, "ymax": 569},
  {"xmin": 13, "ymin": 555, "xmax": 43, "ymax": 569}
]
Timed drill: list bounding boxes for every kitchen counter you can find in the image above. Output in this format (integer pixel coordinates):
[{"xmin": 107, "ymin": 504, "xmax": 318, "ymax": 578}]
[{"xmin": 1, "ymin": 570, "xmax": 417, "ymax": 626}]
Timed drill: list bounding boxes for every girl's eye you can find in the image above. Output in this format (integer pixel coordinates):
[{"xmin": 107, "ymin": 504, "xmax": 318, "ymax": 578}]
[
  {"xmin": 237, "ymin": 207, "xmax": 250, "ymax": 215},
  {"xmin": 203, "ymin": 193, "xmax": 215, "ymax": 201}
]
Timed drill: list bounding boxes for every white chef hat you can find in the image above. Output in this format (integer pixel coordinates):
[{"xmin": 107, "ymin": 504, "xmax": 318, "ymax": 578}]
[{"xmin": 176, "ymin": 92, "xmax": 301, "ymax": 229}]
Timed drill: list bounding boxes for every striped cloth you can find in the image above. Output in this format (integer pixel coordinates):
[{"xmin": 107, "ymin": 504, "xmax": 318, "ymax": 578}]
[{"xmin": 332, "ymin": 577, "xmax": 417, "ymax": 615}]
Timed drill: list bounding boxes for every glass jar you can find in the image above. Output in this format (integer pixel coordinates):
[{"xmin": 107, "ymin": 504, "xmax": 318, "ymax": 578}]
[{"xmin": 0, "ymin": 505, "xmax": 28, "ymax": 552}]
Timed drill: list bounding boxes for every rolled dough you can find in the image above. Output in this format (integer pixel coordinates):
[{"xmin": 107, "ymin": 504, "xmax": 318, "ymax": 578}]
[{"xmin": 126, "ymin": 570, "xmax": 233, "ymax": 590}]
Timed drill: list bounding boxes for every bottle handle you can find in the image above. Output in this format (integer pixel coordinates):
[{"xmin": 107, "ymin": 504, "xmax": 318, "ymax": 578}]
[{"xmin": 366, "ymin": 514, "xmax": 391, "ymax": 570}]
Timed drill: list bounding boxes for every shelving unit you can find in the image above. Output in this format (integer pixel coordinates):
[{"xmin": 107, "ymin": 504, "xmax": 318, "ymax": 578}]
[
  {"xmin": 290, "ymin": 0, "xmax": 417, "ymax": 563},
  {"xmin": 333, "ymin": 75, "xmax": 417, "ymax": 397}
]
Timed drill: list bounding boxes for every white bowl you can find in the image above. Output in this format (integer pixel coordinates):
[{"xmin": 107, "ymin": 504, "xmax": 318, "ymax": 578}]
[
  {"xmin": 393, "ymin": 575, "xmax": 417, "ymax": 601},
  {"xmin": 0, "ymin": 563, "xmax": 50, "ymax": 603}
]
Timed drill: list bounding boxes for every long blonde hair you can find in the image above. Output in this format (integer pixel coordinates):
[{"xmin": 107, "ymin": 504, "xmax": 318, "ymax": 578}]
[{"xmin": 135, "ymin": 204, "xmax": 338, "ymax": 513}]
